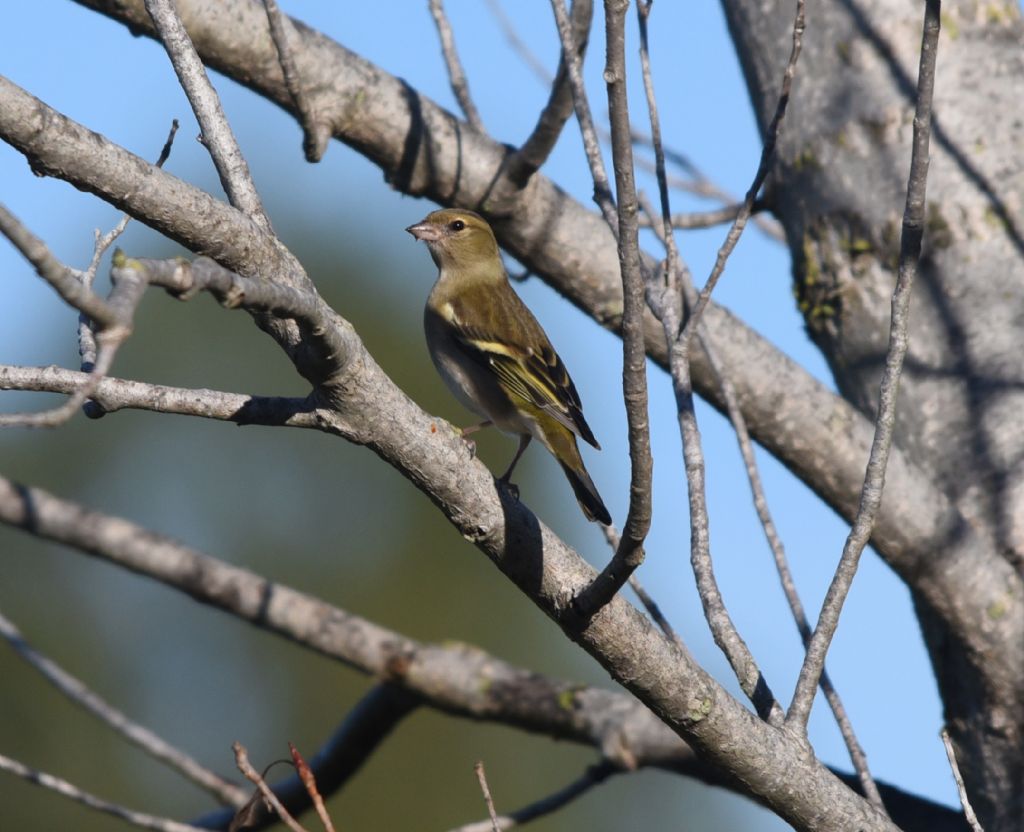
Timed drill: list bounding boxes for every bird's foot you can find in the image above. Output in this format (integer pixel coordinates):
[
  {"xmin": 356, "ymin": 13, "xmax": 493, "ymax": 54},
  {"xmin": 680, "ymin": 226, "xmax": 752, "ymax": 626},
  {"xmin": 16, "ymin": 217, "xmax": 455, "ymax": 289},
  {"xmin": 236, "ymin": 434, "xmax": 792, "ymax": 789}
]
[{"xmin": 462, "ymin": 437, "xmax": 477, "ymax": 459}]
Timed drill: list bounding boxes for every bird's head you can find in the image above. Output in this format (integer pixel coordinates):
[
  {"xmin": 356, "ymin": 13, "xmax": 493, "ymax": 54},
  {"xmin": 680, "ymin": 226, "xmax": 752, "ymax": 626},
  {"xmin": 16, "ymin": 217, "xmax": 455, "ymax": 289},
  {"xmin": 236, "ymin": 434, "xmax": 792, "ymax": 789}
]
[{"xmin": 406, "ymin": 209, "xmax": 501, "ymax": 272}]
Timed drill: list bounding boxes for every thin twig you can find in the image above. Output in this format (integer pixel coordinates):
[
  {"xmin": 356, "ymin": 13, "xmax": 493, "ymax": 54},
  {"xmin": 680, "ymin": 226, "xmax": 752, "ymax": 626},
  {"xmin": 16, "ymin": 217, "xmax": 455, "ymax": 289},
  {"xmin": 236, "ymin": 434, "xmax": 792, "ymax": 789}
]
[
  {"xmin": 144, "ymin": 0, "xmax": 271, "ymax": 230},
  {"xmin": 474, "ymin": 761, "xmax": 501, "ymax": 832},
  {"xmin": 483, "ymin": 0, "xmax": 552, "ymax": 85},
  {"xmin": 708, "ymin": 342, "xmax": 886, "ymax": 803},
  {"xmin": 194, "ymin": 684, "xmax": 419, "ymax": 831},
  {"xmin": 599, "ymin": 523, "xmax": 683, "ymax": 649},
  {"xmin": 0, "ymin": 202, "xmax": 118, "ymax": 328},
  {"xmin": 263, "ymin": 0, "xmax": 330, "ymax": 161},
  {"xmin": 233, "ymin": 743, "xmax": 309, "ymax": 832},
  {"xmin": 0, "ymin": 609, "xmax": 245, "ymax": 807},
  {"xmin": 452, "ymin": 762, "xmax": 617, "ymax": 832},
  {"xmin": 549, "ymin": 0, "xmax": 617, "ymax": 230},
  {"xmin": 429, "ymin": 0, "xmax": 484, "ymax": 131},
  {"xmin": 940, "ymin": 728, "xmax": 985, "ymax": 832},
  {"xmin": 636, "ymin": 201, "xmax": 766, "ymax": 230},
  {"xmin": 0, "ymin": 249, "xmax": 147, "ymax": 428},
  {"xmin": 288, "ymin": 744, "xmax": 336, "ymax": 832},
  {"xmin": 572, "ymin": 0, "xmax": 653, "ymax": 619},
  {"xmin": 788, "ymin": 0, "xmax": 940, "ymax": 730},
  {"xmin": 0, "ymin": 752, "xmax": 206, "ymax": 832},
  {"xmin": 78, "ymin": 118, "xmax": 178, "ymax": 386},
  {"xmin": 680, "ymin": 0, "xmax": 805, "ymax": 349},
  {"xmin": 631, "ymin": 0, "xmax": 784, "ymax": 723}
]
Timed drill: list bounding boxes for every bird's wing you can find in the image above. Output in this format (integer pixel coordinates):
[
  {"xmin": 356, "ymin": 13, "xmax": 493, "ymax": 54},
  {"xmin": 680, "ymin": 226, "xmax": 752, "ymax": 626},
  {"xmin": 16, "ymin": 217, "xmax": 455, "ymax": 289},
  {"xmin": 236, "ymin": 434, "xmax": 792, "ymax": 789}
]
[{"xmin": 447, "ymin": 295, "xmax": 600, "ymax": 449}]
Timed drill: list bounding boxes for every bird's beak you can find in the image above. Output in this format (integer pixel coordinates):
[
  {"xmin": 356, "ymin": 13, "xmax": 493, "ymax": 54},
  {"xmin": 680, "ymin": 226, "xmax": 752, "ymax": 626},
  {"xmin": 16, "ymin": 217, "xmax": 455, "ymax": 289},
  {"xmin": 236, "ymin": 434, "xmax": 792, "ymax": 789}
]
[{"xmin": 406, "ymin": 222, "xmax": 441, "ymax": 242}]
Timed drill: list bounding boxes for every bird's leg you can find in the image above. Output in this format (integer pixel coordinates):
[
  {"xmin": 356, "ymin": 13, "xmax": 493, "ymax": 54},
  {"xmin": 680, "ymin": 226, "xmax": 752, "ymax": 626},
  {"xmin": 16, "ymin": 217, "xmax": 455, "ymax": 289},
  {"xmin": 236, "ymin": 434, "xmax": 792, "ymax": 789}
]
[
  {"xmin": 498, "ymin": 434, "xmax": 532, "ymax": 500},
  {"xmin": 460, "ymin": 420, "xmax": 492, "ymax": 459}
]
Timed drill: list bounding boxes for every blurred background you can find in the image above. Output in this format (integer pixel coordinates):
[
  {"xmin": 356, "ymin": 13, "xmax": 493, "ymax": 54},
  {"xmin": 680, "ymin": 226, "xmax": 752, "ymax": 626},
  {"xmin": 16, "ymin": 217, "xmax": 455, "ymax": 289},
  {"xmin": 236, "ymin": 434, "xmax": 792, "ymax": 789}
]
[{"xmin": 1, "ymin": 2, "xmax": 955, "ymax": 829}]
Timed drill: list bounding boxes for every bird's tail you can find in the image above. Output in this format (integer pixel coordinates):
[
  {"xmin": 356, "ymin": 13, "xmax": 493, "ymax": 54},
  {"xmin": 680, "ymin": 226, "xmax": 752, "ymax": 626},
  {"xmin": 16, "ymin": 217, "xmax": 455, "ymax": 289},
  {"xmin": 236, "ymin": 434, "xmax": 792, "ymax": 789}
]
[
  {"xmin": 559, "ymin": 459, "xmax": 611, "ymax": 525},
  {"xmin": 538, "ymin": 416, "xmax": 611, "ymax": 525}
]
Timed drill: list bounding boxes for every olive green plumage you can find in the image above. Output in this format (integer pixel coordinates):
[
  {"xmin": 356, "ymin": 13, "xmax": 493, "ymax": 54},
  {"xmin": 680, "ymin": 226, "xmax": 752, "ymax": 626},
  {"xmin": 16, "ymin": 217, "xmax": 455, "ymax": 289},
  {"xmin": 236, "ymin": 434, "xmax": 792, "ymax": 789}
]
[{"xmin": 407, "ymin": 208, "xmax": 611, "ymax": 525}]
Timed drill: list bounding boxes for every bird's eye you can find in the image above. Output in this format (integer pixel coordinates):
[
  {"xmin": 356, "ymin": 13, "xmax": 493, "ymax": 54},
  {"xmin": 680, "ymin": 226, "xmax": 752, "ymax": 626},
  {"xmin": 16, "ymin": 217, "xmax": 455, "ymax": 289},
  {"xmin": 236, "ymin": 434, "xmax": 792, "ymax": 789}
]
[{"xmin": 449, "ymin": 219, "xmax": 466, "ymax": 232}]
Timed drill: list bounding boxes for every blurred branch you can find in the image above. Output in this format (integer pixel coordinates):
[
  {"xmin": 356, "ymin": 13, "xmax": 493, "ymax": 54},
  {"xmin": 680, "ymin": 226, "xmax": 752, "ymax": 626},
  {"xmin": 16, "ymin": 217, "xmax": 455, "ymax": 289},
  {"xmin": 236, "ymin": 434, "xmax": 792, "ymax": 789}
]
[
  {"xmin": 623, "ymin": 131, "xmax": 787, "ymax": 243},
  {"xmin": 787, "ymin": 0, "xmax": 937, "ymax": 732},
  {"xmin": 195, "ymin": 684, "xmax": 418, "ymax": 831},
  {"xmin": 429, "ymin": 0, "xmax": 484, "ymax": 131},
  {"xmin": 483, "ymin": 0, "xmax": 551, "ymax": 84},
  {"xmin": 450, "ymin": 761, "xmax": 618, "ymax": 832},
  {"xmin": 0, "ymin": 752, "xmax": 206, "ymax": 832},
  {"xmin": 0, "ymin": 609, "xmax": 245, "ymax": 808}
]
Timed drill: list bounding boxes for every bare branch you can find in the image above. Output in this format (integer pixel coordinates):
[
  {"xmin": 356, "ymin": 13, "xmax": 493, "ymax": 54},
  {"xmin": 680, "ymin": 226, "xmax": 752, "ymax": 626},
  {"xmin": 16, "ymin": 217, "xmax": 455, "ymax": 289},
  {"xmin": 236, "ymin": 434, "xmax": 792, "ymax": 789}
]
[
  {"xmin": 0, "ymin": 609, "xmax": 245, "ymax": 807},
  {"xmin": 941, "ymin": 728, "xmax": 985, "ymax": 832},
  {"xmin": 0, "ymin": 202, "xmax": 118, "ymax": 328},
  {"xmin": 232, "ymin": 743, "xmax": 309, "ymax": 832},
  {"xmin": 680, "ymin": 0, "xmax": 804, "ymax": 347},
  {"xmin": 143, "ymin": 0, "xmax": 271, "ymax": 230},
  {"xmin": 599, "ymin": 522, "xmax": 683, "ymax": 649},
  {"xmin": 288, "ymin": 744, "xmax": 336, "ymax": 832},
  {"xmin": 0, "ymin": 752, "xmax": 206, "ymax": 832},
  {"xmin": 474, "ymin": 761, "xmax": 502, "ymax": 832},
  {"xmin": 0, "ymin": 364, "xmax": 314, "ymax": 427},
  {"xmin": 549, "ymin": 0, "xmax": 617, "ymax": 229},
  {"xmin": 429, "ymin": 0, "xmax": 484, "ymax": 131},
  {"xmin": 788, "ymin": 0, "xmax": 940, "ymax": 730},
  {"xmin": 631, "ymin": 0, "xmax": 783, "ymax": 725},
  {"xmin": 506, "ymin": 0, "xmax": 593, "ymax": 184},
  {"xmin": 263, "ymin": 0, "xmax": 330, "ymax": 161},
  {"xmin": 571, "ymin": 0, "xmax": 653, "ymax": 619},
  {"xmin": 110, "ymin": 254, "xmax": 352, "ymax": 387},
  {"xmin": 635, "ymin": 201, "xmax": 769, "ymax": 230},
  {"xmin": 0, "ymin": 247, "xmax": 147, "ymax": 428}
]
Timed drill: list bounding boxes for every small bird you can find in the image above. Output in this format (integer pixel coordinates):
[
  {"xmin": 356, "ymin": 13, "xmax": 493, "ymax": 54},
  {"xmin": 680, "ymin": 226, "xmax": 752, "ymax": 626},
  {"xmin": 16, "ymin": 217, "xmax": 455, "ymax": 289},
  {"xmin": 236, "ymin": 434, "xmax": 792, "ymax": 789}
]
[{"xmin": 406, "ymin": 208, "xmax": 611, "ymax": 525}]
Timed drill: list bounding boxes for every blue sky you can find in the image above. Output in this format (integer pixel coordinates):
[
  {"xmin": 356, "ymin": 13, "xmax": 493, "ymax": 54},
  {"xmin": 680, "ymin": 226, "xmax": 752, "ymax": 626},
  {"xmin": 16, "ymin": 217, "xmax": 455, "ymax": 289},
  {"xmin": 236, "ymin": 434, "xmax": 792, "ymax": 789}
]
[{"xmin": 0, "ymin": 2, "xmax": 957, "ymax": 827}]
